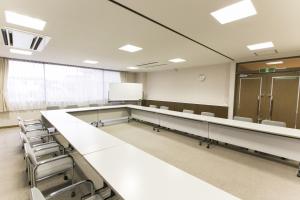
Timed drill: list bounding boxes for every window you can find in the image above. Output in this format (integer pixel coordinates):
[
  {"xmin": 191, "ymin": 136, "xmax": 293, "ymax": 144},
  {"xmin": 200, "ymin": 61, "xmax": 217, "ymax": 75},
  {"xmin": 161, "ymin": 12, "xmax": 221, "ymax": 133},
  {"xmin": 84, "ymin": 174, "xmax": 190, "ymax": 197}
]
[
  {"xmin": 103, "ymin": 70, "xmax": 121, "ymax": 101},
  {"xmin": 45, "ymin": 64, "xmax": 104, "ymax": 107},
  {"xmin": 5, "ymin": 60, "xmax": 121, "ymax": 111},
  {"xmin": 5, "ymin": 60, "xmax": 45, "ymax": 110}
]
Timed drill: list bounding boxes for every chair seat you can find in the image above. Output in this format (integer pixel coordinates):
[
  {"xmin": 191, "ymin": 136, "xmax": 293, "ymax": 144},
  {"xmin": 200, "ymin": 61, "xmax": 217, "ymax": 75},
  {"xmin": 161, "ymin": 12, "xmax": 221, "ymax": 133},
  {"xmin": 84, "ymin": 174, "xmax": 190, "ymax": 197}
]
[
  {"xmin": 25, "ymin": 124, "xmax": 44, "ymax": 131},
  {"xmin": 20, "ymin": 132, "xmax": 43, "ymax": 145},
  {"xmin": 86, "ymin": 194, "xmax": 103, "ymax": 200},
  {"xmin": 35, "ymin": 157, "xmax": 73, "ymax": 180},
  {"xmin": 33, "ymin": 143, "xmax": 60, "ymax": 157},
  {"xmin": 26, "ymin": 130, "xmax": 48, "ymax": 138}
]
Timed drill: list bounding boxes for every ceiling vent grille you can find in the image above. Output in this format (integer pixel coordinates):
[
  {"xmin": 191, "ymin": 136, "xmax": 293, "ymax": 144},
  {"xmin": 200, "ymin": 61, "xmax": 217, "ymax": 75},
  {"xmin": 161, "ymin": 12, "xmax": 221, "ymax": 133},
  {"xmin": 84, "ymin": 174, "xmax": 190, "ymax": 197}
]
[
  {"xmin": 1, "ymin": 28, "xmax": 50, "ymax": 51},
  {"xmin": 136, "ymin": 61, "xmax": 167, "ymax": 69},
  {"xmin": 253, "ymin": 49, "xmax": 278, "ymax": 56}
]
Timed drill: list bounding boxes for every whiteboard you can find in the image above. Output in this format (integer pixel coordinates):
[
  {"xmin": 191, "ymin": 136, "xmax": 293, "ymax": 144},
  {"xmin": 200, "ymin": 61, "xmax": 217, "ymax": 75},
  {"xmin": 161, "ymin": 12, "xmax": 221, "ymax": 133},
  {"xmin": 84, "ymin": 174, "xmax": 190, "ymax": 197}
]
[{"xmin": 109, "ymin": 83, "xmax": 143, "ymax": 101}]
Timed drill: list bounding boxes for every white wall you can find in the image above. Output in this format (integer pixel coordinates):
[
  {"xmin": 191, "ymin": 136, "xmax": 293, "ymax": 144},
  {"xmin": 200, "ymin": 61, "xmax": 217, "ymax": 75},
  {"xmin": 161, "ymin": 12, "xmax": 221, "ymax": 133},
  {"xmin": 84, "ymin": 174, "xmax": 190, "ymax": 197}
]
[{"xmin": 139, "ymin": 63, "xmax": 233, "ymax": 107}]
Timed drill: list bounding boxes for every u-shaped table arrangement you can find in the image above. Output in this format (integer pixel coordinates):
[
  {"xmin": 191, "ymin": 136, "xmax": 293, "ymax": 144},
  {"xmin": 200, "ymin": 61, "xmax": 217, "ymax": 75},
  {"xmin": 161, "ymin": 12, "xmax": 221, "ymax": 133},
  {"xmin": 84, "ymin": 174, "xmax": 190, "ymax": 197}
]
[{"xmin": 41, "ymin": 104, "xmax": 300, "ymax": 200}]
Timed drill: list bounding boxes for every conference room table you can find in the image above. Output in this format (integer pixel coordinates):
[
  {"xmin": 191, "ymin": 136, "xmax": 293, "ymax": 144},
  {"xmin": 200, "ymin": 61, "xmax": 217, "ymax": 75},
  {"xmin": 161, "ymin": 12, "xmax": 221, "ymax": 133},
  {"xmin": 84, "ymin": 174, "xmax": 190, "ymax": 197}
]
[{"xmin": 41, "ymin": 106, "xmax": 240, "ymax": 200}]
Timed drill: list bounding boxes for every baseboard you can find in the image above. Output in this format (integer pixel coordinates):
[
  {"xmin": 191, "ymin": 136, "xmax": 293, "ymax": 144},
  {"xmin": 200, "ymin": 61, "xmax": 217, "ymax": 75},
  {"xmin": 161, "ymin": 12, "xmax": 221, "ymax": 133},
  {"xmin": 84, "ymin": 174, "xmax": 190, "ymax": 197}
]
[{"xmin": 0, "ymin": 125, "xmax": 18, "ymax": 129}]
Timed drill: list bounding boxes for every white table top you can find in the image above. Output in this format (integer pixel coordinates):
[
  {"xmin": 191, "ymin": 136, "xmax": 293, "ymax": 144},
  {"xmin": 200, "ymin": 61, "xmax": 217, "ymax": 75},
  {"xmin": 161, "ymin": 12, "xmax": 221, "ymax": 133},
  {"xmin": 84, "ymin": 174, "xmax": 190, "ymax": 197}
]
[
  {"xmin": 127, "ymin": 105, "xmax": 300, "ymax": 139},
  {"xmin": 49, "ymin": 105, "xmax": 300, "ymax": 139},
  {"xmin": 41, "ymin": 110, "xmax": 125, "ymax": 155},
  {"xmin": 85, "ymin": 144, "xmax": 239, "ymax": 200}
]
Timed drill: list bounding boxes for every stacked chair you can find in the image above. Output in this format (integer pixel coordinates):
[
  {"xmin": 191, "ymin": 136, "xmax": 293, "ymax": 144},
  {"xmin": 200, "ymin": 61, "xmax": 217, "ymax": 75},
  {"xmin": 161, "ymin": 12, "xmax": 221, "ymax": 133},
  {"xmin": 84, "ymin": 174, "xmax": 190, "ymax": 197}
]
[{"xmin": 18, "ymin": 116, "xmax": 104, "ymax": 200}]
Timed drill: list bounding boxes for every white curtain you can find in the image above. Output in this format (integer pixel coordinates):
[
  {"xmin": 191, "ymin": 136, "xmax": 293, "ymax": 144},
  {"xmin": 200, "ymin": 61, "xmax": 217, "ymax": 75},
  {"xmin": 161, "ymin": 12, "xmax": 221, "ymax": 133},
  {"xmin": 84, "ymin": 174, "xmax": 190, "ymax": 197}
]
[
  {"xmin": 45, "ymin": 64, "xmax": 105, "ymax": 107},
  {"xmin": 4, "ymin": 60, "xmax": 121, "ymax": 111},
  {"xmin": 5, "ymin": 60, "xmax": 45, "ymax": 111},
  {"xmin": 103, "ymin": 70, "xmax": 121, "ymax": 102}
]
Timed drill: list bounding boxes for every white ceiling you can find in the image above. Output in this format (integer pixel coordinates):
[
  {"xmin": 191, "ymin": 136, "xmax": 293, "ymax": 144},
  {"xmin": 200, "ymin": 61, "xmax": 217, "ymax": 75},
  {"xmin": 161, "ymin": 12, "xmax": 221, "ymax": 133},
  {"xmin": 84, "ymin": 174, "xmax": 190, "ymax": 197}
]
[
  {"xmin": 115, "ymin": 0, "xmax": 300, "ymax": 62},
  {"xmin": 0, "ymin": 0, "xmax": 299, "ymax": 71}
]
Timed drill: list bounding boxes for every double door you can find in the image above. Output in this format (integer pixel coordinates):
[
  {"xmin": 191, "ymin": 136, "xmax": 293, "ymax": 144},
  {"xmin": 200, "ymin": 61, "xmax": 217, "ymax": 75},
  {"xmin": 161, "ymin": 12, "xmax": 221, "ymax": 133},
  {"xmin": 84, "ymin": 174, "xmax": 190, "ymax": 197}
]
[{"xmin": 235, "ymin": 73, "xmax": 300, "ymax": 128}]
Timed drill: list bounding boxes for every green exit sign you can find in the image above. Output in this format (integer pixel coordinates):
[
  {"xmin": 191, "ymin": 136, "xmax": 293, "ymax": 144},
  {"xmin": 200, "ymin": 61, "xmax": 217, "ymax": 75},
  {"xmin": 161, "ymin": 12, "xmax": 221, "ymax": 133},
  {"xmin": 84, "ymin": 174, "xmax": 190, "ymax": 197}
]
[{"xmin": 259, "ymin": 67, "xmax": 276, "ymax": 73}]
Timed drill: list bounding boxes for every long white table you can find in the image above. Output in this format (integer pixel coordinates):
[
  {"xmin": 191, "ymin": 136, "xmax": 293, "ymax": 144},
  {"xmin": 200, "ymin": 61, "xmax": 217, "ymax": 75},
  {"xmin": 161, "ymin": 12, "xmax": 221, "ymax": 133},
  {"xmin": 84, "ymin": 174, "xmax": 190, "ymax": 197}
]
[
  {"xmin": 41, "ymin": 106, "xmax": 240, "ymax": 200},
  {"xmin": 58, "ymin": 104, "xmax": 300, "ymax": 177},
  {"xmin": 85, "ymin": 144, "xmax": 238, "ymax": 200},
  {"xmin": 41, "ymin": 110, "xmax": 125, "ymax": 155}
]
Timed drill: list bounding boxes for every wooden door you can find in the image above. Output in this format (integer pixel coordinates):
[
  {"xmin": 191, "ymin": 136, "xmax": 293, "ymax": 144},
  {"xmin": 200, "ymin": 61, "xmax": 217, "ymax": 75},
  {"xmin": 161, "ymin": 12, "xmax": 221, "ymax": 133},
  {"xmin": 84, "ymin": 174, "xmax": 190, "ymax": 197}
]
[
  {"xmin": 235, "ymin": 77, "xmax": 262, "ymax": 122},
  {"xmin": 270, "ymin": 76, "xmax": 299, "ymax": 128}
]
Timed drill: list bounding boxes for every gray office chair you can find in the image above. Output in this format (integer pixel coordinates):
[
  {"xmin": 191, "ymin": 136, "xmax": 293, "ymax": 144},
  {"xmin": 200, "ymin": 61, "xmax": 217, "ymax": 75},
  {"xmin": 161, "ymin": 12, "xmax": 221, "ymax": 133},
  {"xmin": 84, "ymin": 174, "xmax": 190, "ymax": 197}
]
[
  {"xmin": 24, "ymin": 143, "xmax": 75, "ymax": 187},
  {"xmin": 233, "ymin": 116, "xmax": 253, "ymax": 123},
  {"xmin": 18, "ymin": 117, "xmax": 45, "ymax": 131},
  {"xmin": 89, "ymin": 104, "xmax": 100, "ymax": 107},
  {"xmin": 201, "ymin": 112, "xmax": 215, "ymax": 117},
  {"xmin": 149, "ymin": 105, "xmax": 157, "ymax": 108},
  {"xmin": 160, "ymin": 106, "xmax": 169, "ymax": 110},
  {"xmin": 20, "ymin": 131, "xmax": 58, "ymax": 148},
  {"xmin": 65, "ymin": 105, "xmax": 78, "ymax": 109},
  {"xmin": 30, "ymin": 180, "xmax": 103, "ymax": 200},
  {"xmin": 24, "ymin": 137, "xmax": 62, "ymax": 158},
  {"xmin": 261, "ymin": 120, "xmax": 286, "ymax": 127},
  {"xmin": 17, "ymin": 116, "xmax": 43, "ymax": 126},
  {"xmin": 46, "ymin": 106, "xmax": 60, "ymax": 110},
  {"xmin": 183, "ymin": 109, "xmax": 194, "ymax": 114}
]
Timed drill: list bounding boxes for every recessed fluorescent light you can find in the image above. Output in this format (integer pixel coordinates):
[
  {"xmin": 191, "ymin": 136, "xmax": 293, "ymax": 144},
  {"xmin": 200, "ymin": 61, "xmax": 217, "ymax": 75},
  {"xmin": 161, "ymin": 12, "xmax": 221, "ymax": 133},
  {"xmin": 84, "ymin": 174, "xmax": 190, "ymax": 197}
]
[
  {"xmin": 168, "ymin": 58, "xmax": 186, "ymax": 63},
  {"xmin": 211, "ymin": 0, "xmax": 257, "ymax": 24},
  {"xmin": 247, "ymin": 42, "xmax": 274, "ymax": 51},
  {"xmin": 5, "ymin": 11, "xmax": 46, "ymax": 31},
  {"xmin": 119, "ymin": 44, "xmax": 143, "ymax": 53},
  {"xmin": 10, "ymin": 48, "xmax": 32, "ymax": 55},
  {"xmin": 127, "ymin": 66, "xmax": 139, "ymax": 70},
  {"xmin": 266, "ymin": 61, "xmax": 283, "ymax": 65},
  {"xmin": 83, "ymin": 60, "xmax": 98, "ymax": 64}
]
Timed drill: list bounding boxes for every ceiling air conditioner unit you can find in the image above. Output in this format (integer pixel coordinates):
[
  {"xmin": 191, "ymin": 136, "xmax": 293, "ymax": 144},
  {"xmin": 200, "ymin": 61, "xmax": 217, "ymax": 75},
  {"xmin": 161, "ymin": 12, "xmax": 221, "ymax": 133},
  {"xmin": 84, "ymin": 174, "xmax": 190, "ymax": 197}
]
[{"xmin": 1, "ymin": 27, "xmax": 50, "ymax": 51}]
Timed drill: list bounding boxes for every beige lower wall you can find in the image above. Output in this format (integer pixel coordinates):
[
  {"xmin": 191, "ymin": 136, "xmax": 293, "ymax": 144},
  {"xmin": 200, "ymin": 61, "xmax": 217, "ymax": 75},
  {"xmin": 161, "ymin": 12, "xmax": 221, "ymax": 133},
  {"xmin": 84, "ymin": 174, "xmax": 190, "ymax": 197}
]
[{"xmin": 0, "ymin": 110, "xmax": 41, "ymax": 127}]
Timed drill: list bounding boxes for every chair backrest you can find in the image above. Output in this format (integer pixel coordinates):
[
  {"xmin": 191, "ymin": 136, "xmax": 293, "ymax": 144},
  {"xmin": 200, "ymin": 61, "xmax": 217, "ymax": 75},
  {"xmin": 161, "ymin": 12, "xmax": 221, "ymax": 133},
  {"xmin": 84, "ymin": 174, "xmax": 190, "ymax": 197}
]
[
  {"xmin": 46, "ymin": 106, "xmax": 60, "ymax": 110},
  {"xmin": 17, "ymin": 116, "xmax": 22, "ymax": 122},
  {"xmin": 30, "ymin": 187, "xmax": 46, "ymax": 200},
  {"xmin": 261, "ymin": 120, "xmax": 286, "ymax": 127},
  {"xmin": 183, "ymin": 109, "xmax": 194, "ymax": 114},
  {"xmin": 24, "ymin": 143, "xmax": 38, "ymax": 166},
  {"xmin": 19, "ymin": 121, "xmax": 26, "ymax": 132},
  {"xmin": 65, "ymin": 105, "xmax": 78, "ymax": 109},
  {"xmin": 233, "ymin": 116, "xmax": 253, "ymax": 123},
  {"xmin": 160, "ymin": 106, "xmax": 169, "ymax": 110},
  {"xmin": 89, "ymin": 104, "xmax": 100, "ymax": 107},
  {"xmin": 201, "ymin": 112, "xmax": 215, "ymax": 117},
  {"xmin": 20, "ymin": 131, "xmax": 30, "ymax": 144},
  {"xmin": 149, "ymin": 105, "xmax": 157, "ymax": 108}
]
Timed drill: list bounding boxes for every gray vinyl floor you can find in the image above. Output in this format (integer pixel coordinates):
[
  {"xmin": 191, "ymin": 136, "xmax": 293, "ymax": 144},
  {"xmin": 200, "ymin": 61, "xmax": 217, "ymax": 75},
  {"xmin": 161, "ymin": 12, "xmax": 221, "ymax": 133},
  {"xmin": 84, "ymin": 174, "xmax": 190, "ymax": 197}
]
[
  {"xmin": 101, "ymin": 121, "xmax": 300, "ymax": 200},
  {"xmin": 1, "ymin": 122, "xmax": 300, "ymax": 200}
]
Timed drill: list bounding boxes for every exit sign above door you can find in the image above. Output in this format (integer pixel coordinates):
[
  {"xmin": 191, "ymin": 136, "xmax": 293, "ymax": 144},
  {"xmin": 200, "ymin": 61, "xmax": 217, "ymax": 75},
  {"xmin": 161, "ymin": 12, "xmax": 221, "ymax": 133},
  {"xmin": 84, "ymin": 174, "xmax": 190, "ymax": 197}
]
[{"xmin": 259, "ymin": 67, "xmax": 276, "ymax": 73}]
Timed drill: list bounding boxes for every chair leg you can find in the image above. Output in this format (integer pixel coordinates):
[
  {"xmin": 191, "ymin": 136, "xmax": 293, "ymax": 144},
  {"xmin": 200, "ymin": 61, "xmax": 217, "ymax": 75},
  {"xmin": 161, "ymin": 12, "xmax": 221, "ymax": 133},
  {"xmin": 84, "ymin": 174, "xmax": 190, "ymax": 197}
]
[
  {"xmin": 206, "ymin": 139, "xmax": 212, "ymax": 149},
  {"xmin": 72, "ymin": 167, "xmax": 75, "ymax": 184}
]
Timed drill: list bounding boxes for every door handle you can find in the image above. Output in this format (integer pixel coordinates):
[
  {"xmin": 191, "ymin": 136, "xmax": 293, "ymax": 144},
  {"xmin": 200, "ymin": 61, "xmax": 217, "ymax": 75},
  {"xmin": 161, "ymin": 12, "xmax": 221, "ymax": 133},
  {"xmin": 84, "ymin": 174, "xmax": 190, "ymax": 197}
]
[
  {"xmin": 256, "ymin": 95, "xmax": 260, "ymax": 122},
  {"xmin": 269, "ymin": 96, "xmax": 274, "ymax": 119}
]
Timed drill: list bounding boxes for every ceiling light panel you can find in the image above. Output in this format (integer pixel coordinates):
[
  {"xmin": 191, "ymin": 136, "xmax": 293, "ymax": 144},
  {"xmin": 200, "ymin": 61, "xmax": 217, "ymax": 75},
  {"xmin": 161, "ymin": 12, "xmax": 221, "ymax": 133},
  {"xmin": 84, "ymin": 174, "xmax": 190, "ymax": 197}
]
[
  {"xmin": 266, "ymin": 61, "xmax": 283, "ymax": 65},
  {"xmin": 168, "ymin": 58, "xmax": 186, "ymax": 63},
  {"xmin": 127, "ymin": 66, "xmax": 139, "ymax": 70},
  {"xmin": 247, "ymin": 42, "xmax": 274, "ymax": 51},
  {"xmin": 211, "ymin": 0, "xmax": 257, "ymax": 24},
  {"xmin": 10, "ymin": 48, "xmax": 32, "ymax": 55},
  {"xmin": 5, "ymin": 11, "xmax": 46, "ymax": 31},
  {"xmin": 119, "ymin": 44, "xmax": 143, "ymax": 53},
  {"xmin": 83, "ymin": 60, "xmax": 98, "ymax": 64}
]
